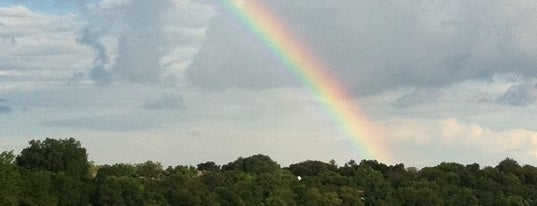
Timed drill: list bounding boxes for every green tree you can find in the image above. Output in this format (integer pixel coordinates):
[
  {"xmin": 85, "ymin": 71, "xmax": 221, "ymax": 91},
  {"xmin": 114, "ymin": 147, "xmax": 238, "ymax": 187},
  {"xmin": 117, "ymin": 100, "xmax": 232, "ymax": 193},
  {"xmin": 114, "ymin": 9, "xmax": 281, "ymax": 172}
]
[
  {"xmin": 16, "ymin": 138, "xmax": 91, "ymax": 206},
  {"xmin": 16, "ymin": 138, "xmax": 90, "ymax": 177},
  {"xmin": 18, "ymin": 170, "xmax": 58, "ymax": 206},
  {"xmin": 289, "ymin": 160, "xmax": 337, "ymax": 177},
  {"xmin": 161, "ymin": 166, "xmax": 218, "ymax": 206},
  {"xmin": 444, "ymin": 188, "xmax": 478, "ymax": 206},
  {"xmin": 359, "ymin": 160, "xmax": 390, "ymax": 175},
  {"xmin": 497, "ymin": 158, "xmax": 521, "ymax": 174},
  {"xmin": 339, "ymin": 186, "xmax": 365, "ymax": 206},
  {"xmin": 223, "ymin": 154, "xmax": 280, "ymax": 174},
  {"xmin": 415, "ymin": 187, "xmax": 442, "ymax": 206},
  {"xmin": 198, "ymin": 161, "xmax": 221, "ymax": 172},
  {"xmin": 0, "ymin": 151, "xmax": 21, "ymax": 206},
  {"xmin": 95, "ymin": 163, "xmax": 138, "ymax": 180},
  {"xmin": 304, "ymin": 187, "xmax": 342, "ymax": 206},
  {"xmin": 214, "ymin": 187, "xmax": 245, "ymax": 206},
  {"xmin": 136, "ymin": 161, "xmax": 164, "ymax": 179},
  {"xmin": 91, "ymin": 176, "xmax": 146, "ymax": 206},
  {"xmin": 257, "ymin": 170, "xmax": 297, "ymax": 205},
  {"xmin": 354, "ymin": 167, "xmax": 395, "ymax": 205}
]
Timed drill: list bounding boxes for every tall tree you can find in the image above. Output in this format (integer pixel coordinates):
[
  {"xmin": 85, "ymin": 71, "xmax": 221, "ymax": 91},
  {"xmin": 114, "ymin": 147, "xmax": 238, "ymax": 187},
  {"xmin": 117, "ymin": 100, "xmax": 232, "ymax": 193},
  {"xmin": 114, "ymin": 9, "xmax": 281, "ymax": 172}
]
[
  {"xmin": 222, "ymin": 154, "xmax": 280, "ymax": 174},
  {"xmin": 16, "ymin": 138, "xmax": 90, "ymax": 177},
  {"xmin": 16, "ymin": 138, "xmax": 91, "ymax": 206},
  {"xmin": 0, "ymin": 151, "xmax": 21, "ymax": 206}
]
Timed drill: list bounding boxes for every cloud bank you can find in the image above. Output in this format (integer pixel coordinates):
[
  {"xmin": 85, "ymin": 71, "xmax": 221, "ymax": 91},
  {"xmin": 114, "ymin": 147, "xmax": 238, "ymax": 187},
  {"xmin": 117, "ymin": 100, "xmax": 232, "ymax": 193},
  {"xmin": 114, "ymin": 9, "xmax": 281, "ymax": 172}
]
[
  {"xmin": 378, "ymin": 118, "xmax": 537, "ymax": 165},
  {"xmin": 187, "ymin": 0, "xmax": 537, "ymax": 97}
]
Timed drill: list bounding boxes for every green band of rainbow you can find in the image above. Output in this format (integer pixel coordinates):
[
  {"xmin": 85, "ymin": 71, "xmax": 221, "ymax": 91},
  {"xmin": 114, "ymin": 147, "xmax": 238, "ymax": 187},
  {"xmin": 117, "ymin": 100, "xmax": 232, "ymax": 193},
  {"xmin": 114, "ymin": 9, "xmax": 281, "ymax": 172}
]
[{"xmin": 222, "ymin": 0, "xmax": 390, "ymax": 162}]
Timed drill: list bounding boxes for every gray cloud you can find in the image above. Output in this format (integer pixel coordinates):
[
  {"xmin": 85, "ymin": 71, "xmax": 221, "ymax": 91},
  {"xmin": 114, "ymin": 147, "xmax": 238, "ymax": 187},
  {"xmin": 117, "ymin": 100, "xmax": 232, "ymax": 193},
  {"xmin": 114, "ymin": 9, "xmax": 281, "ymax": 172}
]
[
  {"xmin": 0, "ymin": 99, "xmax": 13, "ymax": 113},
  {"xmin": 110, "ymin": 0, "xmax": 173, "ymax": 84},
  {"xmin": 1, "ymin": 1, "xmax": 213, "ymax": 86},
  {"xmin": 187, "ymin": 0, "xmax": 537, "ymax": 96},
  {"xmin": 74, "ymin": 0, "xmax": 173, "ymax": 85},
  {"xmin": 395, "ymin": 88, "xmax": 443, "ymax": 108},
  {"xmin": 78, "ymin": 28, "xmax": 111, "ymax": 85},
  {"xmin": 66, "ymin": 72, "xmax": 86, "ymax": 85},
  {"xmin": 0, "ymin": 105, "xmax": 12, "ymax": 113},
  {"xmin": 143, "ymin": 93, "xmax": 184, "ymax": 111},
  {"xmin": 43, "ymin": 115, "xmax": 157, "ymax": 132},
  {"xmin": 73, "ymin": 0, "xmax": 212, "ymax": 86},
  {"xmin": 186, "ymin": 13, "xmax": 297, "ymax": 90},
  {"xmin": 497, "ymin": 83, "xmax": 537, "ymax": 106}
]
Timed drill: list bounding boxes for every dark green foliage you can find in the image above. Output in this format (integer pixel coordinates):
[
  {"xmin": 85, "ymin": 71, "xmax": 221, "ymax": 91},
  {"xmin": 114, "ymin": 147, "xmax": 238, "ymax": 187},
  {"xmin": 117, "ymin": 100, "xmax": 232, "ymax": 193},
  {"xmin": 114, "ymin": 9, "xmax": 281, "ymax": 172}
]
[
  {"xmin": 222, "ymin": 154, "xmax": 280, "ymax": 174},
  {"xmin": 497, "ymin": 158, "xmax": 521, "ymax": 173},
  {"xmin": 197, "ymin": 161, "xmax": 220, "ymax": 172},
  {"xmin": 0, "ymin": 151, "xmax": 21, "ymax": 206},
  {"xmin": 91, "ymin": 176, "xmax": 146, "ymax": 206},
  {"xmin": 3, "ymin": 138, "xmax": 537, "ymax": 205},
  {"xmin": 136, "ymin": 161, "xmax": 164, "ymax": 179},
  {"xmin": 15, "ymin": 138, "xmax": 91, "ymax": 206},
  {"xmin": 18, "ymin": 170, "xmax": 57, "ymax": 206},
  {"xmin": 95, "ymin": 164, "xmax": 138, "ymax": 180},
  {"xmin": 16, "ymin": 138, "xmax": 89, "ymax": 177},
  {"xmin": 288, "ymin": 160, "xmax": 337, "ymax": 177}
]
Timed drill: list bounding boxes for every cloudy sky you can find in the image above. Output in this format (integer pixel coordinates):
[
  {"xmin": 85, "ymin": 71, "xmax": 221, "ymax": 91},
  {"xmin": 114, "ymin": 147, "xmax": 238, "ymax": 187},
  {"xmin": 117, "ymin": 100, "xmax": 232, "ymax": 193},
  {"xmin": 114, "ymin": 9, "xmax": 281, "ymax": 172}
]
[{"xmin": 1, "ymin": 0, "xmax": 537, "ymax": 167}]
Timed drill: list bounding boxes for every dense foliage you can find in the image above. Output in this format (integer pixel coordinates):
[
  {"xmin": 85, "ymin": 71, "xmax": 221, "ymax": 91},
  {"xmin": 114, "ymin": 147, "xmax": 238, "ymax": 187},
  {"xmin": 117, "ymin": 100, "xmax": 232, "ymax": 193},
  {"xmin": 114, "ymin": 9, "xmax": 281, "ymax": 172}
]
[{"xmin": 2, "ymin": 138, "xmax": 537, "ymax": 205}]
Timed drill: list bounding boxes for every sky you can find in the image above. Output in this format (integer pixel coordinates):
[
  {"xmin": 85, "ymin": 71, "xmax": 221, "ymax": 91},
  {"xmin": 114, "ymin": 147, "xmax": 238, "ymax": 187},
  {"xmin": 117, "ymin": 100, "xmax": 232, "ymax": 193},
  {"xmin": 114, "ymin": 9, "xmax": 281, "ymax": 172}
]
[{"xmin": 1, "ymin": 0, "xmax": 537, "ymax": 168}]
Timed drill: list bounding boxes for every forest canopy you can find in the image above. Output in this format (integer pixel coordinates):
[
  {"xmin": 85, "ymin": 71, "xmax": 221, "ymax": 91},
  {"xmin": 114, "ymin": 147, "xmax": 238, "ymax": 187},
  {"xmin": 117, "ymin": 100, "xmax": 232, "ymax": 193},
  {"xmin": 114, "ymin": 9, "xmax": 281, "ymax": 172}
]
[{"xmin": 1, "ymin": 138, "xmax": 537, "ymax": 206}]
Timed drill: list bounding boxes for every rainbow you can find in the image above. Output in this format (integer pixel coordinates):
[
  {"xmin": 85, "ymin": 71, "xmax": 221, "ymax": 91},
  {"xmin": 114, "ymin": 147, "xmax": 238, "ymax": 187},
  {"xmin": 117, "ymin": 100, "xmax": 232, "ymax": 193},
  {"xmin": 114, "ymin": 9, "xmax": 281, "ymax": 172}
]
[{"xmin": 221, "ymin": 0, "xmax": 391, "ymax": 162}]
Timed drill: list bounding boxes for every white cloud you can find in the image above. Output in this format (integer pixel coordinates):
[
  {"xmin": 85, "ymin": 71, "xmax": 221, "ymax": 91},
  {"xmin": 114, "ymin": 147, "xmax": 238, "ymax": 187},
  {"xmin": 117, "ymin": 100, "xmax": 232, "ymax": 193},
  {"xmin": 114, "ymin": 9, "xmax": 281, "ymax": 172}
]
[
  {"xmin": 0, "ymin": 6, "xmax": 92, "ymax": 82},
  {"xmin": 376, "ymin": 117, "xmax": 537, "ymax": 166}
]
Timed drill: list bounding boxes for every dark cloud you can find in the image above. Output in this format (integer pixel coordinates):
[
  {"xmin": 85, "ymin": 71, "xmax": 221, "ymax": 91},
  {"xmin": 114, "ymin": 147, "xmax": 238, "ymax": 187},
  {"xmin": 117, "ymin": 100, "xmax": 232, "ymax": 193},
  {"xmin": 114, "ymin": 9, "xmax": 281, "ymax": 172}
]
[
  {"xmin": 187, "ymin": 0, "xmax": 537, "ymax": 96},
  {"xmin": 497, "ymin": 83, "xmax": 537, "ymax": 106},
  {"xmin": 78, "ymin": 28, "xmax": 111, "ymax": 85},
  {"xmin": 0, "ymin": 105, "xmax": 12, "ymax": 113},
  {"xmin": 143, "ymin": 93, "xmax": 185, "ymax": 110},
  {"xmin": 0, "ymin": 99, "xmax": 13, "ymax": 113}
]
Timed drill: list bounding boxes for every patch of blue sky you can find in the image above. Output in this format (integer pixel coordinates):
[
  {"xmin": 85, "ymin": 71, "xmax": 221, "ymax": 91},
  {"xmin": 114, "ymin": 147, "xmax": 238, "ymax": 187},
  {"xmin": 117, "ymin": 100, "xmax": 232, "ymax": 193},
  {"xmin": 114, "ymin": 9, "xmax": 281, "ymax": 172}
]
[{"xmin": 0, "ymin": 0, "xmax": 76, "ymax": 14}]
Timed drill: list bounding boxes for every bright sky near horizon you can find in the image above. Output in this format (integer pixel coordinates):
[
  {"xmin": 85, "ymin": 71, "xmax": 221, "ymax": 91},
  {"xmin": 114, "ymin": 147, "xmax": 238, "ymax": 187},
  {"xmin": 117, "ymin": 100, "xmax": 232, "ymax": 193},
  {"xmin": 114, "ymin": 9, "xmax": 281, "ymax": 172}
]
[{"xmin": 1, "ymin": 0, "xmax": 537, "ymax": 167}]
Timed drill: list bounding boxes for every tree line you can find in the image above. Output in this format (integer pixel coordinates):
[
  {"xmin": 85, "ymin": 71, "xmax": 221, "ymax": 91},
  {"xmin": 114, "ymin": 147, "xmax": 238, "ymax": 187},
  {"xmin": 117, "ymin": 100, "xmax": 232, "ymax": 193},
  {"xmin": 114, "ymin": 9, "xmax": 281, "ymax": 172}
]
[{"xmin": 1, "ymin": 138, "xmax": 537, "ymax": 205}]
